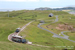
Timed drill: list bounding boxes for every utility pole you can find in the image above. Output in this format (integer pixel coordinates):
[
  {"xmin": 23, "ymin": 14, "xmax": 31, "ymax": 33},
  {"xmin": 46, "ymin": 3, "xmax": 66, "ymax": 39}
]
[{"xmin": 8, "ymin": 10, "xmax": 9, "ymax": 17}]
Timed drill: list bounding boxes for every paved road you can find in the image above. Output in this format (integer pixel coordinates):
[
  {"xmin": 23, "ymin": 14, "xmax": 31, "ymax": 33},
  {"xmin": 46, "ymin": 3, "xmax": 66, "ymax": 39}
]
[
  {"xmin": 60, "ymin": 31, "xmax": 70, "ymax": 39},
  {"xmin": 38, "ymin": 16, "xmax": 75, "ymax": 42}
]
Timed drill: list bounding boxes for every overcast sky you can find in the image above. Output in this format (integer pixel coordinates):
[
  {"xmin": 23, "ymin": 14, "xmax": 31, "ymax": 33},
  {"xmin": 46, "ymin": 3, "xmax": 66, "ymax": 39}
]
[{"xmin": 0, "ymin": 0, "xmax": 75, "ymax": 10}]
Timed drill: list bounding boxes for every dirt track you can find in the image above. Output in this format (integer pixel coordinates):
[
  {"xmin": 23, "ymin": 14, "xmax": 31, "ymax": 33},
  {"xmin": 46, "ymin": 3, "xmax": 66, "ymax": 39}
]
[{"xmin": 8, "ymin": 21, "xmax": 33, "ymax": 42}]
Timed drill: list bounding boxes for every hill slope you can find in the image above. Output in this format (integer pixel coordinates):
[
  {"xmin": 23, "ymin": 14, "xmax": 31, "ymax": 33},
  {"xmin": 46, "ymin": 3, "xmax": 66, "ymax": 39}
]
[{"xmin": 0, "ymin": 10, "xmax": 75, "ymax": 50}]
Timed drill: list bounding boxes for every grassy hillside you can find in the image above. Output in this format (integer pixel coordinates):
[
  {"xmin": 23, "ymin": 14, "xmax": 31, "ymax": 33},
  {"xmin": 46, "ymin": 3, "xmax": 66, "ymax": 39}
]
[
  {"xmin": 0, "ymin": 17, "xmax": 60, "ymax": 50},
  {"xmin": 41, "ymin": 11, "xmax": 75, "ymax": 41},
  {"xmin": 19, "ymin": 21, "xmax": 75, "ymax": 46},
  {"xmin": 19, "ymin": 11, "xmax": 75, "ymax": 49},
  {"xmin": 0, "ymin": 10, "xmax": 75, "ymax": 50},
  {"xmin": 0, "ymin": 42, "xmax": 61, "ymax": 50},
  {"xmin": 0, "ymin": 17, "xmax": 30, "ymax": 41}
]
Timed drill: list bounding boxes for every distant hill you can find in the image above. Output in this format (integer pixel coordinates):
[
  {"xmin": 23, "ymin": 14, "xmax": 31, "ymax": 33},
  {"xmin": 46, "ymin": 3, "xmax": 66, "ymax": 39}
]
[
  {"xmin": 35, "ymin": 7, "xmax": 75, "ymax": 11},
  {"xmin": 35, "ymin": 7, "xmax": 52, "ymax": 10}
]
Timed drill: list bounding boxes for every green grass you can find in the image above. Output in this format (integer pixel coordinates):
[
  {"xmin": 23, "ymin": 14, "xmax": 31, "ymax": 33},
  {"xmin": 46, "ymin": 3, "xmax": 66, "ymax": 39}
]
[
  {"xmin": 0, "ymin": 41, "xmax": 61, "ymax": 50},
  {"xmin": 64, "ymin": 32, "xmax": 75, "ymax": 41},
  {"xmin": 19, "ymin": 21, "xmax": 75, "ymax": 47},
  {"xmin": 0, "ymin": 41, "xmax": 74, "ymax": 50},
  {"xmin": 0, "ymin": 17, "xmax": 29, "ymax": 41},
  {"xmin": 41, "ymin": 11, "xmax": 75, "ymax": 42},
  {"xmin": 0, "ymin": 10, "xmax": 75, "ymax": 50}
]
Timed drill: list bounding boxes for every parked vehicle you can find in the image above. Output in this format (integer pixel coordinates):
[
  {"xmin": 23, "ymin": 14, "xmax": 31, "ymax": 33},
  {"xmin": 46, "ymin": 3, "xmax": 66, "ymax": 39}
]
[{"xmin": 15, "ymin": 28, "xmax": 20, "ymax": 33}]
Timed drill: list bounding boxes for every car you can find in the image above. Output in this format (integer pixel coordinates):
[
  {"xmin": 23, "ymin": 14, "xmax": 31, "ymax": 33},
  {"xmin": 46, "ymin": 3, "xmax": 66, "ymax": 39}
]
[
  {"xmin": 15, "ymin": 28, "xmax": 20, "ymax": 33},
  {"xmin": 22, "ymin": 39, "xmax": 27, "ymax": 43}
]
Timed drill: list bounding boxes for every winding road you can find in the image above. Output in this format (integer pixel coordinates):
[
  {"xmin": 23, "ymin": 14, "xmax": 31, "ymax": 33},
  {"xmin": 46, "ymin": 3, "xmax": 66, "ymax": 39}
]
[
  {"xmin": 60, "ymin": 31, "xmax": 70, "ymax": 39},
  {"xmin": 38, "ymin": 16, "xmax": 75, "ymax": 42}
]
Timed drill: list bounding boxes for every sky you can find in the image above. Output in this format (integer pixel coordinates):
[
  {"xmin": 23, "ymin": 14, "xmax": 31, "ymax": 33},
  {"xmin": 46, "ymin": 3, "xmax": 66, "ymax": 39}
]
[{"xmin": 0, "ymin": 0, "xmax": 75, "ymax": 10}]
